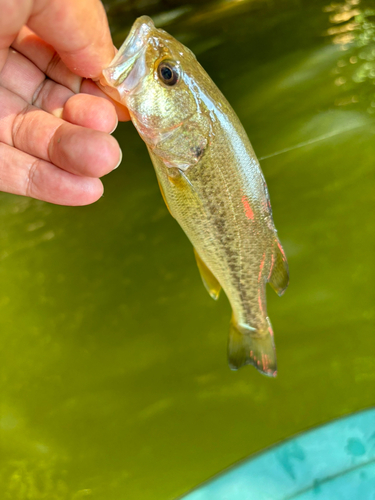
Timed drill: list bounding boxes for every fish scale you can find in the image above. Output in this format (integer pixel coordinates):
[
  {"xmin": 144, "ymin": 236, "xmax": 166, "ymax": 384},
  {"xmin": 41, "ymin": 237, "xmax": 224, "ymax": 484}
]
[{"xmin": 100, "ymin": 16, "xmax": 289, "ymax": 376}]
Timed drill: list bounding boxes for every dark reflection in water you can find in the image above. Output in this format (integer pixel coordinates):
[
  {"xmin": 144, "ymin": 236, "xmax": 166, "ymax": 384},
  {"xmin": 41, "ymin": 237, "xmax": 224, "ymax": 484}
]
[{"xmin": 0, "ymin": 0, "xmax": 374, "ymax": 499}]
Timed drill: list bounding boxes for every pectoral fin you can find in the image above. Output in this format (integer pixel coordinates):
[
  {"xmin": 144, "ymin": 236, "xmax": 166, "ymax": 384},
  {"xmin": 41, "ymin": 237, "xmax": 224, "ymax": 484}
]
[
  {"xmin": 269, "ymin": 239, "xmax": 289, "ymax": 296},
  {"xmin": 194, "ymin": 248, "xmax": 221, "ymax": 300}
]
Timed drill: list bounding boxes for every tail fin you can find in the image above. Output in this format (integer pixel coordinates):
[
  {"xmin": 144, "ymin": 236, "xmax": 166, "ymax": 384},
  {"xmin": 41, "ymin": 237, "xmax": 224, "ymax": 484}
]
[{"xmin": 228, "ymin": 319, "xmax": 277, "ymax": 377}]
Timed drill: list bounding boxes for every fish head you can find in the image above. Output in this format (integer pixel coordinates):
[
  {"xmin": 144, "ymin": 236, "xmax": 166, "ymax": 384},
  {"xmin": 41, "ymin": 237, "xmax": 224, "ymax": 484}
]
[{"xmin": 101, "ymin": 16, "xmax": 212, "ymax": 168}]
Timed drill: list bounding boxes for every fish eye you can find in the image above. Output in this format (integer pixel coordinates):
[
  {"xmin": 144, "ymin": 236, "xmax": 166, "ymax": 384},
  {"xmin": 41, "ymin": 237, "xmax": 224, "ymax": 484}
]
[{"xmin": 157, "ymin": 60, "xmax": 179, "ymax": 86}]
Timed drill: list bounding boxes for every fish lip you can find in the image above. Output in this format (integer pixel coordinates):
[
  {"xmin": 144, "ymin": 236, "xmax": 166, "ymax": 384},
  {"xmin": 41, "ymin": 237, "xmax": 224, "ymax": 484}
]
[{"xmin": 101, "ymin": 16, "xmax": 155, "ymax": 93}]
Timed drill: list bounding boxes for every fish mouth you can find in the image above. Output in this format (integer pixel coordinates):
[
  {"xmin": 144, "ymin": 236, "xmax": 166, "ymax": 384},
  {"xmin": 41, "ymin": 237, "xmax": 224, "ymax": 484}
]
[{"xmin": 101, "ymin": 16, "xmax": 155, "ymax": 96}]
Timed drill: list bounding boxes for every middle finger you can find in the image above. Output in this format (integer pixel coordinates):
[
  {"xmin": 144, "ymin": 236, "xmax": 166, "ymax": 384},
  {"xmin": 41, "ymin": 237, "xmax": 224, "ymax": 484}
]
[{"xmin": 0, "ymin": 86, "xmax": 121, "ymax": 178}]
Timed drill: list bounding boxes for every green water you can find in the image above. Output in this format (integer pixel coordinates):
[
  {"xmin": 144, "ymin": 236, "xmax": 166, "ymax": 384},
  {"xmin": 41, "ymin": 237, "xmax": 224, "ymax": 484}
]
[{"xmin": 1, "ymin": 0, "xmax": 374, "ymax": 498}]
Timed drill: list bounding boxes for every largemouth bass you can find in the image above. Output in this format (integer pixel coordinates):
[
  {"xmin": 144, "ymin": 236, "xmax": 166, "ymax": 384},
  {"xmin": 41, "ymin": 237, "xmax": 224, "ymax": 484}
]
[{"xmin": 100, "ymin": 16, "xmax": 289, "ymax": 376}]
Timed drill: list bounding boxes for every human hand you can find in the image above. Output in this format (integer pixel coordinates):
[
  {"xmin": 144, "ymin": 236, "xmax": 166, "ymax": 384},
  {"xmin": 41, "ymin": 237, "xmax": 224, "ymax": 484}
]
[{"xmin": 0, "ymin": 0, "xmax": 130, "ymax": 206}]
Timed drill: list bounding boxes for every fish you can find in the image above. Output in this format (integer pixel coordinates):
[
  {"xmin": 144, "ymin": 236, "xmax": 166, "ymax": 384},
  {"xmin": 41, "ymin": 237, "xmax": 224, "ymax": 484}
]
[{"xmin": 100, "ymin": 16, "xmax": 289, "ymax": 376}]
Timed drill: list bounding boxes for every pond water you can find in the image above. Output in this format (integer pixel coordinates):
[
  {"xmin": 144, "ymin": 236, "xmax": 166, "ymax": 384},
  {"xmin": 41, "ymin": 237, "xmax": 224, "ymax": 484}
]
[{"xmin": 0, "ymin": 0, "xmax": 374, "ymax": 498}]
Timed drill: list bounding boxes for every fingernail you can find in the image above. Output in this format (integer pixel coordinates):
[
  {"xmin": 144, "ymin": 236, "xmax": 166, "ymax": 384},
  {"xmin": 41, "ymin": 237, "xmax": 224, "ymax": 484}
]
[
  {"xmin": 110, "ymin": 116, "xmax": 119, "ymax": 135},
  {"xmin": 52, "ymin": 107, "xmax": 64, "ymax": 119},
  {"xmin": 114, "ymin": 148, "xmax": 122, "ymax": 169}
]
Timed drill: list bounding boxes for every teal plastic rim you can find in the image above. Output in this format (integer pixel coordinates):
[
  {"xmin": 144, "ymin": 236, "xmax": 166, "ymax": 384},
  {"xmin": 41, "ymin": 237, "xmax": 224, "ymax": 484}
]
[{"xmin": 180, "ymin": 408, "xmax": 375, "ymax": 500}]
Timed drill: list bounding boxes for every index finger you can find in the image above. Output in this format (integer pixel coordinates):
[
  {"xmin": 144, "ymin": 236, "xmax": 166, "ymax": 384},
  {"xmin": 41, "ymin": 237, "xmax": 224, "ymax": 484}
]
[{"xmin": 28, "ymin": 0, "xmax": 115, "ymax": 79}]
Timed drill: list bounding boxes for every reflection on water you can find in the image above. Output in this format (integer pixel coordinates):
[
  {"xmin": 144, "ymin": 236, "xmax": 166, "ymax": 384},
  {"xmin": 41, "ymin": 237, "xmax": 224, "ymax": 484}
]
[
  {"xmin": 1, "ymin": 459, "xmax": 71, "ymax": 500},
  {"xmin": 324, "ymin": 0, "xmax": 361, "ymax": 45},
  {"xmin": 325, "ymin": 0, "xmax": 375, "ymax": 111},
  {"xmin": 0, "ymin": 1, "xmax": 374, "ymax": 499}
]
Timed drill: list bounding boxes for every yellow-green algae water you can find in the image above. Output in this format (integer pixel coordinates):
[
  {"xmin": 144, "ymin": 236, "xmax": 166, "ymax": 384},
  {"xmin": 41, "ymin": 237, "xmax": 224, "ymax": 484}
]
[{"xmin": 0, "ymin": 0, "xmax": 374, "ymax": 498}]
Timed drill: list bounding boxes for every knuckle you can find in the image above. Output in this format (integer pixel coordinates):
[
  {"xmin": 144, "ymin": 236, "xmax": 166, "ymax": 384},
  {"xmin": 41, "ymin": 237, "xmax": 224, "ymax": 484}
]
[
  {"xmin": 26, "ymin": 158, "xmax": 40, "ymax": 199},
  {"xmin": 12, "ymin": 104, "xmax": 31, "ymax": 148},
  {"xmin": 45, "ymin": 51, "xmax": 62, "ymax": 78},
  {"xmin": 31, "ymin": 79, "xmax": 47, "ymax": 106}
]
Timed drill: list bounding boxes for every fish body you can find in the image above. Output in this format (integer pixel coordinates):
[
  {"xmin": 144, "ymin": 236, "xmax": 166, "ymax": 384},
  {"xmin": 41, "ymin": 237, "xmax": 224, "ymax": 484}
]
[{"xmin": 101, "ymin": 16, "xmax": 289, "ymax": 376}]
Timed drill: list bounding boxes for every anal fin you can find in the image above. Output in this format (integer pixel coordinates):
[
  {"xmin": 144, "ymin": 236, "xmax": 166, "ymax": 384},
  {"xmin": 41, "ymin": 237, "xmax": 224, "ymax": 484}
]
[
  {"xmin": 269, "ymin": 239, "xmax": 289, "ymax": 296},
  {"xmin": 194, "ymin": 248, "xmax": 221, "ymax": 300}
]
